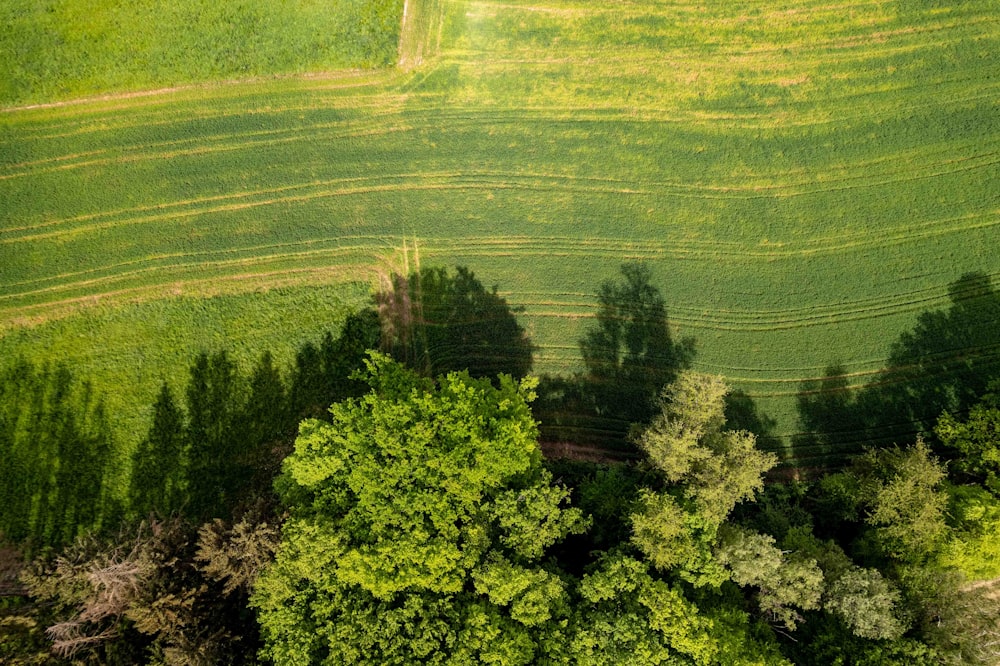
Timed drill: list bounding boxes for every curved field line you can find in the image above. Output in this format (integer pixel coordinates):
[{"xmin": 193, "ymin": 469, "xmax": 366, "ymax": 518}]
[
  {"xmin": 0, "ymin": 69, "xmax": 403, "ymax": 120},
  {"xmin": 0, "ymin": 118, "xmax": 421, "ymax": 182},
  {"xmin": 508, "ymin": 274, "xmax": 973, "ymax": 320},
  {"xmin": 0, "ymin": 263, "xmax": 382, "ymax": 329},
  {"xmin": 0, "ymin": 235, "xmax": 396, "ymax": 293},
  {"xmin": 11, "ymin": 90, "xmax": 408, "ymax": 143},
  {"xmin": 0, "ymin": 107, "xmax": 412, "ymax": 173},
  {"xmin": 0, "ymin": 245, "xmax": 388, "ymax": 306},
  {"xmin": 4, "ymin": 79, "xmax": 1000, "ymax": 160},
  {"xmin": 3, "ymin": 148, "xmax": 997, "ymax": 244}
]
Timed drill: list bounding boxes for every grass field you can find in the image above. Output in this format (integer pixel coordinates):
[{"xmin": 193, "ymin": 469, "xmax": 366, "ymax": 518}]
[
  {"xmin": 1, "ymin": 0, "xmax": 998, "ymax": 464},
  {"xmin": 0, "ymin": 0, "xmax": 403, "ymax": 105}
]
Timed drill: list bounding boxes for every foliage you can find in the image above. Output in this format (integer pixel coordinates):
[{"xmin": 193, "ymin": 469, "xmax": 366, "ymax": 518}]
[
  {"xmin": 935, "ymin": 483, "xmax": 1000, "ymax": 580},
  {"xmin": 793, "ymin": 615, "xmax": 942, "ymax": 666},
  {"xmin": 629, "ymin": 371, "xmax": 778, "ymax": 599},
  {"xmin": 253, "ymin": 353, "xmax": 587, "ymax": 664},
  {"xmin": 823, "ymin": 568, "xmax": 904, "ymax": 640},
  {"xmin": 715, "ymin": 526, "xmax": 823, "ymax": 631},
  {"xmin": 854, "ymin": 440, "xmax": 949, "ymax": 563},
  {"xmin": 195, "ymin": 517, "xmax": 279, "ymax": 597},
  {"xmin": 936, "ymin": 385, "xmax": 1000, "ymax": 492},
  {"xmin": 569, "ymin": 553, "xmax": 719, "ymax": 665},
  {"xmin": 897, "ymin": 566, "xmax": 1000, "ymax": 666},
  {"xmin": 18, "ymin": 517, "xmax": 273, "ymax": 665},
  {"xmin": 634, "ymin": 372, "xmax": 778, "ymax": 525}
]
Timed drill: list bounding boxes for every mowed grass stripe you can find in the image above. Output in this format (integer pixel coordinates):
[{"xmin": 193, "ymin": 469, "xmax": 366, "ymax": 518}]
[{"xmin": 5, "ymin": 201, "xmax": 996, "ymax": 295}]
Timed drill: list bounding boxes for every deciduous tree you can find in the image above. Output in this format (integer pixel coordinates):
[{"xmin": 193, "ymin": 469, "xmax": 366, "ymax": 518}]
[{"xmin": 253, "ymin": 353, "xmax": 586, "ymax": 664}]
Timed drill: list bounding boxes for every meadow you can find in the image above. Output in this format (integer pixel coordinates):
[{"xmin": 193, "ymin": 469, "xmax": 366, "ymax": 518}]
[
  {"xmin": 1, "ymin": 0, "xmax": 998, "ymax": 465},
  {"xmin": 0, "ymin": 0, "xmax": 403, "ymax": 104}
]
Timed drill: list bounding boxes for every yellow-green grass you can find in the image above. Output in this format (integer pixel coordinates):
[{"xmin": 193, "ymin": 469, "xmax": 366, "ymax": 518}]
[
  {"xmin": 1, "ymin": 0, "xmax": 998, "ymax": 464},
  {"xmin": 0, "ymin": 0, "xmax": 404, "ymax": 105}
]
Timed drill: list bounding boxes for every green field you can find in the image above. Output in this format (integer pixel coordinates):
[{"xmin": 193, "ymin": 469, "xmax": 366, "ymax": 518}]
[
  {"xmin": 1, "ymin": 0, "xmax": 999, "ymax": 462},
  {"xmin": 0, "ymin": 0, "xmax": 403, "ymax": 104}
]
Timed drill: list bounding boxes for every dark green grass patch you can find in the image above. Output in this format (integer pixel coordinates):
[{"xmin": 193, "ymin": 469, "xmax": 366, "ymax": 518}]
[{"xmin": 0, "ymin": 0, "xmax": 403, "ymax": 105}]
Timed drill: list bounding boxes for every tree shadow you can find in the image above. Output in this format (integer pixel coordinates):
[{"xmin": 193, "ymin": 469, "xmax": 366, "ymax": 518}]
[
  {"xmin": 791, "ymin": 271, "xmax": 1000, "ymax": 467},
  {"xmin": 534, "ymin": 262, "xmax": 695, "ymax": 450},
  {"xmin": 725, "ymin": 389, "xmax": 783, "ymax": 455},
  {"xmin": 130, "ymin": 311, "xmax": 383, "ymax": 523},
  {"xmin": 376, "ymin": 265, "xmax": 535, "ymax": 381},
  {"xmin": 0, "ymin": 360, "xmax": 115, "ymax": 552}
]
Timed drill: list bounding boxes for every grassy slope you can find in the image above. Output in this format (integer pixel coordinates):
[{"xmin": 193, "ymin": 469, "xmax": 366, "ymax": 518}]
[{"xmin": 1, "ymin": 0, "xmax": 998, "ymax": 463}]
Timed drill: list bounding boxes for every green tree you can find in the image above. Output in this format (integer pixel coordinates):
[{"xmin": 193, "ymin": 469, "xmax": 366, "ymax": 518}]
[
  {"xmin": 855, "ymin": 440, "xmax": 949, "ymax": 563},
  {"xmin": 935, "ymin": 384, "xmax": 1000, "ymax": 492},
  {"xmin": 632, "ymin": 372, "xmax": 777, "ymax": 532},
  {"xmin": 568, "ymin": 553, "xmax": 792, "ymax": 665},
  {"xmin": 935, "ymin": 483, "xmax": 1000, "ymax": 580},
  {"xmin": 252, "ymin": 354, "xmax": 586, "ymax": 665},
  {"xmin": 823, "ymin": 568, "xmax": 904, "ymax": 640},
  {"xmin": 715, "ymin": 526, "xmax": 823, "ymax": 631}
]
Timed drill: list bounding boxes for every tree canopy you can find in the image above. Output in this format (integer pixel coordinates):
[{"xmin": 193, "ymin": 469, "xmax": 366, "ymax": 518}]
[{"xmin": 252, "ymin": 353, "xmax": 586, "ymax": 664}]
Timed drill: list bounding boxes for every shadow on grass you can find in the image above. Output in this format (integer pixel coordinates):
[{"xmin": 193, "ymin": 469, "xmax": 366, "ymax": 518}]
[
  {"xmin": 534, "ymin": 262, "xmax": 695, "ymax": 451},
  {"xmin": 790, "ymin": 271, "xmax": 1000, "ymax": 468}
]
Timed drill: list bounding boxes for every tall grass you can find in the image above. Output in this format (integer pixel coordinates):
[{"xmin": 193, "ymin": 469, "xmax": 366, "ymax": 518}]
[{"xmin": 0, "ymin": 0, "xmax": 404, "ymax": 105}]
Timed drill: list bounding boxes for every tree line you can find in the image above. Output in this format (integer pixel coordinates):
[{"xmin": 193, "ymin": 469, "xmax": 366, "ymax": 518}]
[{"xmin": 2, "ymin": 264, "xmax": 999, "ymax": 664}]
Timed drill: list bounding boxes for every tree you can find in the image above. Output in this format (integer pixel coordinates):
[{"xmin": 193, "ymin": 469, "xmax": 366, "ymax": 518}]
[
  {"xmin": 252, "ymin": 353, "xmax": 586, "ymax": 665},
  {"xmin": 822, "ymin": 568, "xmax": 904, "ymax": 640},
  {"xmin": 935, "ymin": 383, "xmax": 1000, "ymax": 492},
  {"xmin": 20, "ymin": 517, "xmax": 275, "ymax": 664},
  {"xmin": 633, "ymin": 372, "xmax": 777, "ymax": 527},
  {"xmin": 625, "ymin": 372, "xmax": 830, "ymax": 636},
  {"xmin": 855, "ymin": 440, "xmax": 949, "ymax": 563},
  {"xmin": 715, "ymin": 526, "xmax": 823, "ymax": 632}
]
